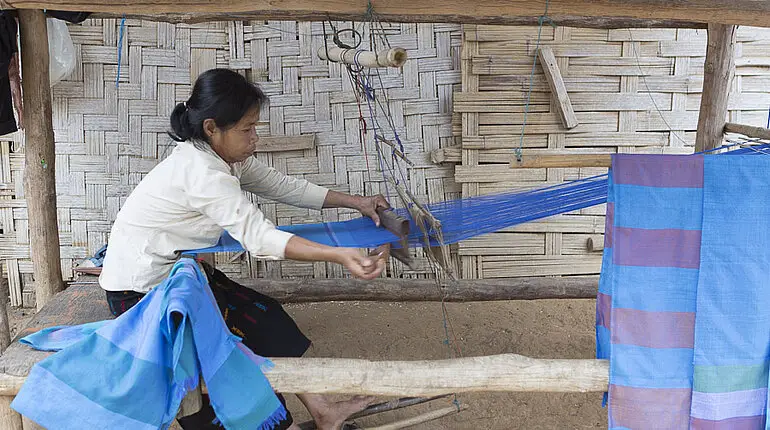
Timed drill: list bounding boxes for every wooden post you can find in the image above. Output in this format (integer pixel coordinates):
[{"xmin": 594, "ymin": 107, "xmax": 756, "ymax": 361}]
[
  {"xmin": 0, "ymin": 396, "xmax": 22, "ymax": 430},
  {"xmin": 18, "ymin": 10, "xmax": 64, "ymax": 310},
  {"xmin": 695, "ymin": 23, "xmax": 736, "ymax": 153}
]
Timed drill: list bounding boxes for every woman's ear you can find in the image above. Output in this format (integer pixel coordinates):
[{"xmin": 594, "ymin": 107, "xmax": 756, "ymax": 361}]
[{"xmin": 202, "ymin": 118, "xmax": 219, "ymax": 139}]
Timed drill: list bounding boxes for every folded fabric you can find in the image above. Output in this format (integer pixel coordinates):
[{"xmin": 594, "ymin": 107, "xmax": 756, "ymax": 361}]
[
  {"xmin": 12, "ymin": 258, "xmax": 285, "ymax": 430},
  {"xmin": 597, "ymin": 154, "xmax": 770, "ymax": 429}
]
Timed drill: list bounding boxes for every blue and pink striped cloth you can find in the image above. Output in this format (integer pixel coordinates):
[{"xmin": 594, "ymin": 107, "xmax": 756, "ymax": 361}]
[{"xmin": 597, "ymin": 154, "xmax": 770, "ymax": 429}]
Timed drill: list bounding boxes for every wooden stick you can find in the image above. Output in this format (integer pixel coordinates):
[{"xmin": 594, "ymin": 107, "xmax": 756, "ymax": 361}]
[
  {"xmin": 510, "ymin": 154, "xmax": 612, "ymax": 169},
  {"xmin": 298, "ymin": 395, "xmax": 453, "ymax": 430},
  {"xmin": 723, "ymin": 123, "xmax": 770, "ymax": 141},
  {"xmin": 364, "ymin": 404, "xmax": 468, "ymax": 430},
  {"xmin": 537, "ymin": 47, "xmax": 578, "ymax": 130},
  {"xmin": 72, "ymin": 276, "xmax": 600, "ymax": 302},
  {"xmin": 318, "ymin": 47, "xmax": 408, "ymax": 68},
  {"xmin": 4, "ymin": 0, "xmax": 763, "ymax": 27},
  {"xmin": 695, "ymin": 24, "xmax": 736, "ymax": 153},
  {"xmin": 0, "ymin": 355, "xmax": 610, "ymax": 397},
  {"xmin": 18, "ymin": 9, "xmax": 64, "ymax": 310}
]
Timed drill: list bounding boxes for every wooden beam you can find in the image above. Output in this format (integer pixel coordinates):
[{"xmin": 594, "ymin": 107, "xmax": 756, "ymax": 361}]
[
  {"xmin": 510, "ymin": 153, "xmax": 612, "ymax": 168},
  {"xmin": 0, "ymin": 354, "xmax": 610, "ymax": 396},
  {"xmin": 695, "ymin": 24, "xmax": 736, "ymax": 153},
  {"xmin": 73, "ymin": 274, "xmax": 599, "ymax": 301},
  {"xmin": 235, "ymin": 276, "xmax": 600, "ymax": 302},
  {"xmin": 537, "ymin": 47, "xmax": 578, "ymax": 130},
  {"xmin": 90, "ymin": 12, "xmax": 709, "ymax": 28},
  {"xmin": 3, "ymin": 0, "xmax": 764, "ymax": 27},
  {"xmin": 18, "ymin": 10, "xmax": 64, "ymax": 310},
  {"xmin": 724, "ymin": 122, "xmax": 770, "ymax": 141}
]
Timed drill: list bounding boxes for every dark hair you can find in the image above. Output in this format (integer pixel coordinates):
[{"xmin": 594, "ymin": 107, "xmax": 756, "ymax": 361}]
[{"xmin": 168, "ymin": 68, "xmax": 268, "ymax": 142}]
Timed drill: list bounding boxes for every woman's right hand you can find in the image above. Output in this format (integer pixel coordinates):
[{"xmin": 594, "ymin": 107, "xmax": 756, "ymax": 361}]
[{"xmin": 335, "ymin": 248, "xmax": 385, "ymax": 280}]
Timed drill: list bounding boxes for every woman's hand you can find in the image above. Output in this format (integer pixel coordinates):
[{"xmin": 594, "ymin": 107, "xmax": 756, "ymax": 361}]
[
  {"xmin": 322, "ymin": 191, "xmax": 391, "ymax": 227},
  {"xmin": 354, "ymin": 194, "xmax": 391, "ymax": 227},
  {"xmin": 334, "ymin": 248, "xmax": 385, "ymax": 280}
]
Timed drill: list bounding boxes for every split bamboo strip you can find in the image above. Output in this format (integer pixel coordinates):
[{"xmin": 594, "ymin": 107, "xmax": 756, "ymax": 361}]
[{"xmin": 510, "ymin": 154, "xmax": 612, "ymax": 168}]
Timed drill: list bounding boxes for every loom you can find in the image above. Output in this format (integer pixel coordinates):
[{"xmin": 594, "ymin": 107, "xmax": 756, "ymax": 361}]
[{"xmin": 191, "ymin": 143, "xmax": 770, "ymax": 259}]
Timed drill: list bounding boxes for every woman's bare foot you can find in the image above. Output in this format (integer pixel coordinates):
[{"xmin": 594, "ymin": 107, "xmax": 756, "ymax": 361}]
[{"xmin": 297, "ymin": 394, "xmax": 376, "ymax": 430}]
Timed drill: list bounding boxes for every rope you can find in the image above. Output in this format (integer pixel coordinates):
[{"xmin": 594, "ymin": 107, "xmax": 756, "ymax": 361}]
[
  {"xmin": 516, "ymin": 0, "xmax": 554, "ymax": 162},
  {"xmin": 115, "ymin": 15, "xmax": 126, "ymax": 88}
]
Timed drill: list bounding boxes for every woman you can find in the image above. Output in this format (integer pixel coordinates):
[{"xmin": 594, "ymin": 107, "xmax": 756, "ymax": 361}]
[{"xmin": 99, "ymin": 68, "xmax": 389, "ymax": 430}]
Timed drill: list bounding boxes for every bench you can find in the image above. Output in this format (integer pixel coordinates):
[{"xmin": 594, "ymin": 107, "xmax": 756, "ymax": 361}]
[{"xmin": 0, "ymin": 280, "xmax": 202, "ymax": 429}]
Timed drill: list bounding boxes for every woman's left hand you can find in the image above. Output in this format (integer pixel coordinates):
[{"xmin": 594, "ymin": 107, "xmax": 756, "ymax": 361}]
[{"xmin": 356, "ymin": 194, "xmax": 391, "ymax": 227}]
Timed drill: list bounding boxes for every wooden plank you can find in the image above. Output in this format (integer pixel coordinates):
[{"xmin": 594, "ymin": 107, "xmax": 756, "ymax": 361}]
[
  {"xmin": 696, "ymin": 24, "xmax": 736, "ymax": 153},
  {"xmin": 723, "ymin": 122, "xmax": 770, "ymax": 141},
  {"xmin": 254, "ymin": 134, "xmax": 315, "ymax": 153},
  {"xmin": 5, "ymin": 0, "xmax": 765, "ymax": 27},
  {"xmin": 510, "ymin": 153, "xmax": 611, "ymax": 168},
  {"xmin": 18, "ymin": 9, "xmax": 64, "ymax": 310},
  {"xmin": 537, "ymin": 47, "xmax": 578, "ymax": 129}
]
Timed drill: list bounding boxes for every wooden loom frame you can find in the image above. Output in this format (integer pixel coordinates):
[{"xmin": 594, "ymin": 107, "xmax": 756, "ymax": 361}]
[{"xmin": 0, "ymin": 0, "xmax": 769, "ymax": 428}]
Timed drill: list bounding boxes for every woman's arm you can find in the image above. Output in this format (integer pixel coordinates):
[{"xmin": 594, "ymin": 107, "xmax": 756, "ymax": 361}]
[{"xmin": 322, "ymin": 190, "xmax": 391, "ymax": 227}]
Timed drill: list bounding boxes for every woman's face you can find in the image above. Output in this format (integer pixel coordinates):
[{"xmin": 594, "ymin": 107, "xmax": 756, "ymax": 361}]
[{"xmin": 206, "ymin": 106, "xmax": 260, "ymax": 164}]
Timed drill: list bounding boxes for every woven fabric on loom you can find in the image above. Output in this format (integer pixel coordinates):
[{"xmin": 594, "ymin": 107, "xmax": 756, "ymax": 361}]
[{"xmin": 597, "ymin": 154, "xmax": 770, "ymax": 429}]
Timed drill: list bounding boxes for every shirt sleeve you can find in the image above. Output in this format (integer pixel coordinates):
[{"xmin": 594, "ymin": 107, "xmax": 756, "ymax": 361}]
[
  {"xmin": 239, "ymin": 156, "xmax": 329, "ymax": 211},
  {"xmin": 185, "ymin": 162, "xmax": 294, "ymax": 259}
]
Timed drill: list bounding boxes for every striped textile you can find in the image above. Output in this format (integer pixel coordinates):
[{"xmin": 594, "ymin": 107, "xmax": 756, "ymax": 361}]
[
  {"xmin": 596, "ymin": 154, "xmax": 770, "ymax": 429},
  {"xmin": 11, "ymin": 258, "xmax": 286, "ymax": 430}
]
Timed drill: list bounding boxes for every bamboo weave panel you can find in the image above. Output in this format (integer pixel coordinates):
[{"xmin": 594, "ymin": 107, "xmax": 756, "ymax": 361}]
[{"xmin": 456, "ymin": 25, "xmax": 770, "ymax": 279}]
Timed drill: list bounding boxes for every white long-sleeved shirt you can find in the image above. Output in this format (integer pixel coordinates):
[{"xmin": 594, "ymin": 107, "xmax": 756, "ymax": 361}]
[{"xmin": 99, "ymin": 140, "xmax": 329, "ymax": 293}]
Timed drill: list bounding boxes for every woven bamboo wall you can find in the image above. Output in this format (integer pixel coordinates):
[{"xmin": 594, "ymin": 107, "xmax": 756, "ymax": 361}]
[
  {"xmin": 454, "ymin": 25, "xmax": 770, "ymax": 279},
  {"xmin": 0, "ymin": 19, "xmax": 463, "ymax": 307}
]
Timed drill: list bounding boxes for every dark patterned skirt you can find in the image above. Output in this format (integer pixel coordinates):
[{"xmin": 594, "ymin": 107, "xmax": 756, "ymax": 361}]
[{"xmin": 105, "ymin": 261, "xmax": 311, "ymax": 429}]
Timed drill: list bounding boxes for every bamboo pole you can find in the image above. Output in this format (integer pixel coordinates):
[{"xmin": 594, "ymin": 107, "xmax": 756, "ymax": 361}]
[
  {"xmin": 0, "ymin": 355, "xmax": 610, "ymax": 397},
  {"xmin": 17, "ymin": 9, "xmax": 64, "ymax": 310},
  {"xmin": 318, "ymin": 47, "xmax": 407, "ymax": 68},
  {"xmin": 695, "ymin": 24, "xmax": 736, "ymax": 153}
]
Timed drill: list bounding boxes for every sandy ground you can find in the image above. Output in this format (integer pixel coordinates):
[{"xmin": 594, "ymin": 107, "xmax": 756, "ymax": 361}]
[
  {"xmin": 8, "ymin": 298, "xmax": 607, "ymax": 429},
  {"xmin": 282, "ymin": 300, "xmax": 606, "ymax": 429}
]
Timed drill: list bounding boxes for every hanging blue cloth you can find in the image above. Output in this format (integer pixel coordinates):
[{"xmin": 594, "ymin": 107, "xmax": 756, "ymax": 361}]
[{"xmin": 12, "ymin": 258, "xmax": 286, "ymax": 430}]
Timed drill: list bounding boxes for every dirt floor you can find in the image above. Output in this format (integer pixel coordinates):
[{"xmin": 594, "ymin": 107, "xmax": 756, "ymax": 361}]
[
  {"xmin": 283, "ymin": 300, "xmax": 606, "ymax": 429},
  {"xmin": 8, "ymin": 298, "xmax": 606, "ymax": 429}
]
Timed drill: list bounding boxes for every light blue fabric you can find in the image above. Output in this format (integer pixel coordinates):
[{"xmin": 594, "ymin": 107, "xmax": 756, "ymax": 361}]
[{"xmin": 12, "ymin": 258, "xmax": 286, "ymax": 430}]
